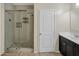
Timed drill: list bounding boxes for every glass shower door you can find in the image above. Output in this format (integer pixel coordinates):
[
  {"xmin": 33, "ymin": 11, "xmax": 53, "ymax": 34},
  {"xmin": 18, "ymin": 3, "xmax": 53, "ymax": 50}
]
[
  {"xmin": 14, "ymin": 10, "xmax": 33, "ymax": 49},
  {"xmin": 14, "ymin": 11, "xmax": 22, "ymax": 49}
]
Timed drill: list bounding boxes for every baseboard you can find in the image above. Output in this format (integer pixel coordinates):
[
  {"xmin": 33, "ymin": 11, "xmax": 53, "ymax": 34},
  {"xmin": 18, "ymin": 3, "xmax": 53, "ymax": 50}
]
[
  {"xmin": 34, "ymin": 51, "xmax": 38, "ymax": 53},
  {"xmin": 34, "ymin": 50, "xmax": 60, "ymax": 53}
]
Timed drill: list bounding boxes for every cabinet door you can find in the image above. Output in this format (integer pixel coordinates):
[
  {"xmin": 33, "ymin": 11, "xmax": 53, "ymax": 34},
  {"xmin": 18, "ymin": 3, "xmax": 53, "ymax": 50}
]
[
  {"xmin": 61, "ymin": 42, "xmax": 66, "ymax": 55},
  {"xmin": 66, "ymin": 43, "xmax": 74, "ymax": 56},
  {"xmin": 59, "ymin": 36, "xmax": 66, "ymax": 55},
  {"xmin": 75, "ymin": 44, "xmax": 79, "ymax": 56}
]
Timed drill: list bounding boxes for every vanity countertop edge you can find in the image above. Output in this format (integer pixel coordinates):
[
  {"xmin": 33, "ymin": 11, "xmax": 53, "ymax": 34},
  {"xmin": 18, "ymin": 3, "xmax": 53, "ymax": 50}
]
[{"xmin": 59, "ymin": 32, "xmax": 79, "ymax": 45}]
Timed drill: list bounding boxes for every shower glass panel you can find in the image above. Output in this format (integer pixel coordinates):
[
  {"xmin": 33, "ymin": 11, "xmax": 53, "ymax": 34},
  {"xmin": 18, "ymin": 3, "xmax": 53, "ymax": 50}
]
[
  {"xmin": 14, "ymin": 10, "xmax": 34, "ymax": 49},
  {"xmin": 4, "ymin": 4, "xmax": 34, "ymax": 52},
  {"xmin": 5, "ymin": 11, "xmax": 14, "ymax": 51}
]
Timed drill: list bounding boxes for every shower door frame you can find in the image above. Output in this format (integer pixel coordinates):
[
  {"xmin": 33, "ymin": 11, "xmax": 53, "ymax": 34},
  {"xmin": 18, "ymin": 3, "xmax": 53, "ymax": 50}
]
[
  {"xmin": 4, "ymin": 9, "xmax": 34, "ymax": 52},
  {"xmin": 0, "ymin": 4, "xmax": 35, "ymax": 54}
]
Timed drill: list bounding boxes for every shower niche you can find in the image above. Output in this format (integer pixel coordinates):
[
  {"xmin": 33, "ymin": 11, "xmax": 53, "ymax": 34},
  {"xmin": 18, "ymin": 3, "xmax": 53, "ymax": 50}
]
[
  {"xmin": 16, "ymin": 22, "xmax": 22, "ymax": 28},
  {"xmin": 22, "ymin": 17, "xmax": 29, "ymax": 23},
  {"xmin": 5, "ymin": 4, "xmax": 34, "ymax": 52}
]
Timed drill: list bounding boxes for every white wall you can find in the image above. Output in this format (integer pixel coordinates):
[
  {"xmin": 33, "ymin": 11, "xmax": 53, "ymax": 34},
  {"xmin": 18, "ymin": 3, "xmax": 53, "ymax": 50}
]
[
  {"xmin": 34, "ymin": 3, "xmax": 72, "ymax": 52},
  {"xmin": 71, "ymin": 5, "xmax": 79, "ymax": 32},
  {"xmin": 54, "ymin": 4, "xmax": 71, "ymax": 51},
  {"xmin": 0, "ymin": 4, "xmax": 2, "ymax": 54},
  {"xmin": 0, "ymin": 4, "xmax": 5, "ymax": 54}
]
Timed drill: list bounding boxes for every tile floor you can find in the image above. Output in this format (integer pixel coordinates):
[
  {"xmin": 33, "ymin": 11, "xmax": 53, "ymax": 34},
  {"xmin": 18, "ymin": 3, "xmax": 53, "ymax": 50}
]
[{"xmin": 2, "ymin": 51, "xmax": 62, "ymax": 56}]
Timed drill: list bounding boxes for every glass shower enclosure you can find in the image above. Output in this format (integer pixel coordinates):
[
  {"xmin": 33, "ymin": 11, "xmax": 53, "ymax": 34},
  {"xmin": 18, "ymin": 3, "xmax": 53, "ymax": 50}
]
[{"xmin": 5, "ymin": 5, "xmax": 34, "ymax": 52}]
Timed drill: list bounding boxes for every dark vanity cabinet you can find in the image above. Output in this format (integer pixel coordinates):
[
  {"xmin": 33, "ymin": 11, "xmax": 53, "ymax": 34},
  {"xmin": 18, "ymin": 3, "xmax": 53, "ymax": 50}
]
[
  {"xmin": 59, "ymin": 35, "xmax": 79, "ymax": 56},
  {"xmin": 59, "ymin": 36, "xmax": 66, "ymax": 55},
  {"xmin": 66, "ymin": 40, "xmax": 74, "ymax": 56},
  {"xmin": 75, "ymin": 44, "xmax": 79, "ymax": 55}
]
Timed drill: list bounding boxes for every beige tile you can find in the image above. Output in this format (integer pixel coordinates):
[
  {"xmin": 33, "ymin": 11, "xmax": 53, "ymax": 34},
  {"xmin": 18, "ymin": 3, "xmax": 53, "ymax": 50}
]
[
  {"xmin": 2, "ymin": 51, "xmax": 20, "ymax": 56},
  {"xmin": 19, "ymin": 52, "xmax": 34, "ymax": 56},
  {"xmin": 39, "ymin": 52, "xmax": 62, "ymax": 56},
  {"xmin": 2, "ymin": 51, "xmax": 62, "ymax": 56}
]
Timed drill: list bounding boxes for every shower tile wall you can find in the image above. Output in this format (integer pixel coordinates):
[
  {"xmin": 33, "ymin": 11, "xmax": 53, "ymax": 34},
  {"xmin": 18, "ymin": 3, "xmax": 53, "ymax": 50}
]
[{"xmin": 14, "ymin": 5, "xmax": 34, "ymax": 48}]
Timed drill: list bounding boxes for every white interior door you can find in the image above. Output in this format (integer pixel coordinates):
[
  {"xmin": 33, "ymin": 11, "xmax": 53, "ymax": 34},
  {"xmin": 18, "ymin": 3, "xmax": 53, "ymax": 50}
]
[{"xmin": 39, "ymin": 9, "xmax": 54, "ymax": 52}]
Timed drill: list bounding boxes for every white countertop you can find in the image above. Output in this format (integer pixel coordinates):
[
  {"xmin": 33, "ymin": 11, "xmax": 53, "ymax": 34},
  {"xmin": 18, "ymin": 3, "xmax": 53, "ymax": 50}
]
[{"xmin": 59, "ymin": 32, "xmax": 79, "ymax": 45}]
